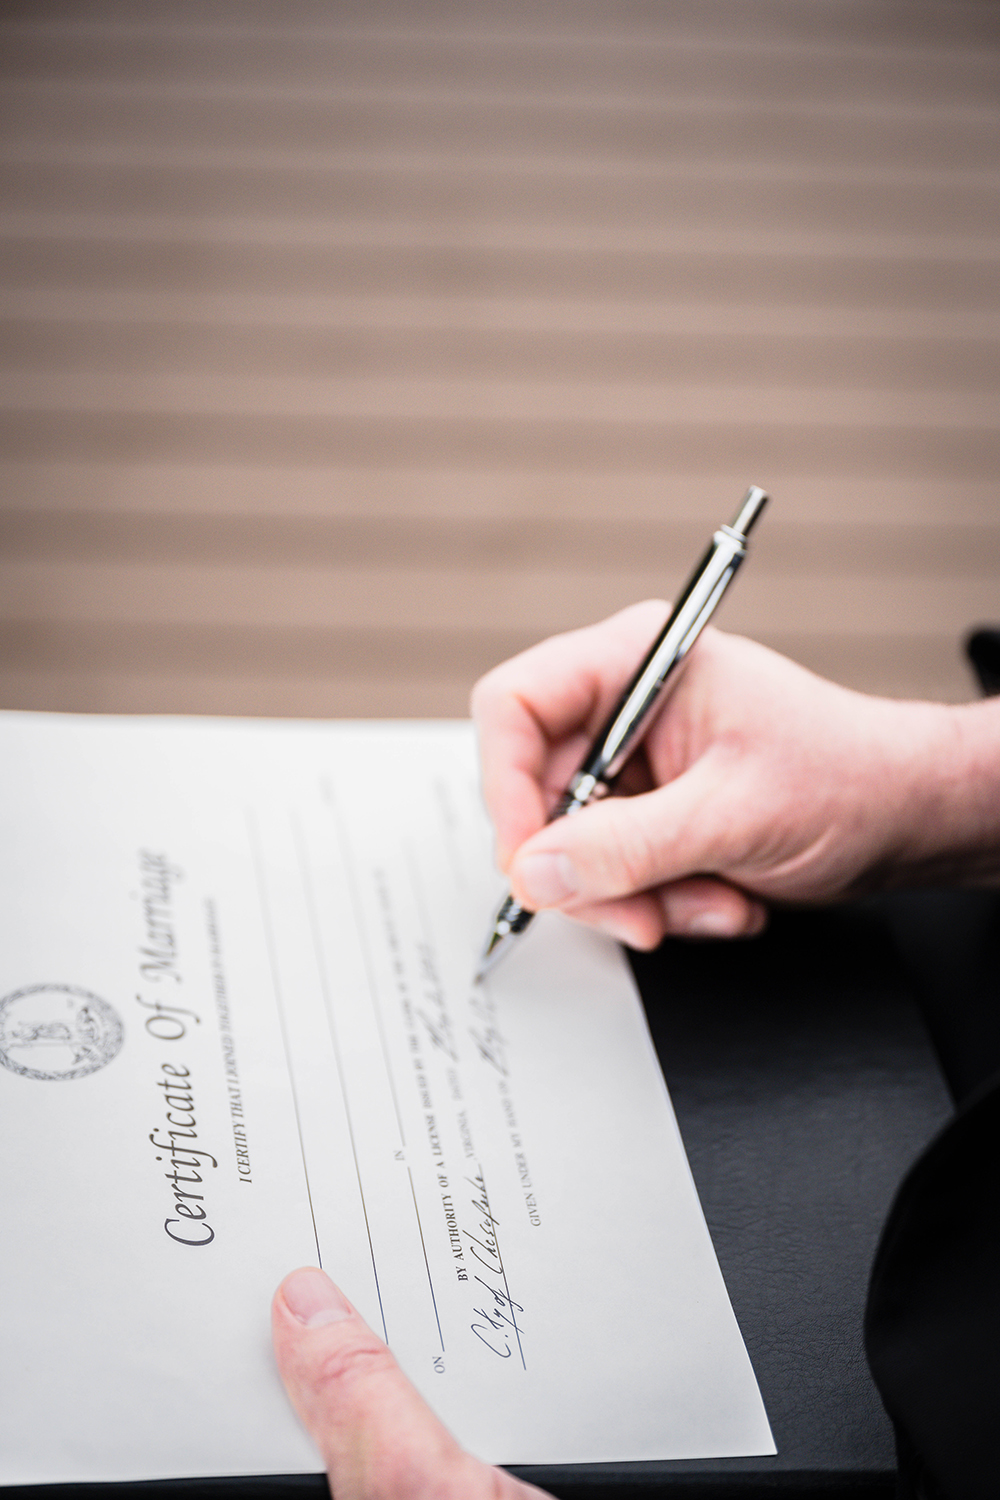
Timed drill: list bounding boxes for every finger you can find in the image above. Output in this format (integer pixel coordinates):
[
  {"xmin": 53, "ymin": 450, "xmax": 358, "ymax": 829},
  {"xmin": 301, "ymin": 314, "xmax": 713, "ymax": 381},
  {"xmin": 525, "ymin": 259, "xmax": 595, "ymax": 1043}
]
[
  {"xmin": 564, "ymin": 879, "xmax": 768, "ymax": 949},
  {"xmin": 658, "ymin": 878, "xmax": 769, "ymax": 939},
  {"xmin": 272, "ymin": 1267, "xmax": 461, "ymax": 1496},
  {"xmin": 471, "ymin": 601, "xmax": 670, "ymax": 866},
  {"xmin": 272, "ymin": 1268, "xmax": 547, "ymax": 1500},
  {"xmin": 562, "ymin": 892, "xmax": 669, "ymax": 949},
  {"xmin": 508, "ymin": 758, "xmax": 743, "ymax": 910}
]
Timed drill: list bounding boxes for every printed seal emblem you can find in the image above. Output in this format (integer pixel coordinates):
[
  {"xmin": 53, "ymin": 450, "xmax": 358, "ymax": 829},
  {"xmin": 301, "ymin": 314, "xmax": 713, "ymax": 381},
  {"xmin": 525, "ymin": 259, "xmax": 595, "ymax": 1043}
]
[{"xmin": 0, "ymin": 984, "xmax": 124, "ymax": 1081}]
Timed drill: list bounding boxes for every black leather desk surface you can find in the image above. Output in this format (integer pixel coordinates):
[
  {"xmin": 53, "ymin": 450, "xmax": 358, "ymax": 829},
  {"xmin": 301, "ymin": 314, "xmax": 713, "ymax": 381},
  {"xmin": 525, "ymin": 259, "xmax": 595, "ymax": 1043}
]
[
  {"xmin": 7, "ymin": 903, "xmax": 953, "ymax": 1500},
  {"xmin": 514, "ymin": 901, "xmax": 953, "ymax": 1499}
]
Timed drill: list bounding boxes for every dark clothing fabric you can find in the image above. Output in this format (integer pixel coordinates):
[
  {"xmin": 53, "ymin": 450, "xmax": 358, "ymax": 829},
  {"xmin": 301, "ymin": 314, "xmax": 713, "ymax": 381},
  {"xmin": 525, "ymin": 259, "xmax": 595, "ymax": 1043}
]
[
  {"xmin": 863, "ymin": 628, "xmax": 1000, "ymax": 1499},
  {"xmin": 884, "ymin": 892, "xmax": 1000, "ymax": 1109},
  {"xmin": 865, "ymin": 1072, "xmax": 1000, "ymax": 1500},
  {"xmin": 965, "ymin": 628, "xmax": 1000, "ymax": 699},
  {"xmin": 871, "ymin": 600, "xmax": 1000, "ymax": 1500}
]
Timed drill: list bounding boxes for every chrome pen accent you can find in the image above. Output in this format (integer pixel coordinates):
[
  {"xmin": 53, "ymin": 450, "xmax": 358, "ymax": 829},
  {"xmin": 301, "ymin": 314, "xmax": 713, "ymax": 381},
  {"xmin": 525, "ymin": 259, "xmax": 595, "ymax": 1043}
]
[{"xmin": 475, "ymin": 486, "xmax": 769, "ymax": 979}]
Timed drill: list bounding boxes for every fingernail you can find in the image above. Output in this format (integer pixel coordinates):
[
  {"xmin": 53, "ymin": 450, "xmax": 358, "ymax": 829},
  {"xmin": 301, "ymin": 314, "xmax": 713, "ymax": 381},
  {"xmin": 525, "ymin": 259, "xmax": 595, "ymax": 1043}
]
[
  {"xmin": 515, "ymin": 851, "xmax": 579, "ymax": 907},
  {"xmin": 282, "ymin": 1268, "xmax": 353, "ymax": 1328},
  {"xmin": 663, "ymin": 891, "xmax": 740, "ymax": 937},
  {"xmin": 683, "ymin": 909, "xmax": 738, "ymax": 937}
]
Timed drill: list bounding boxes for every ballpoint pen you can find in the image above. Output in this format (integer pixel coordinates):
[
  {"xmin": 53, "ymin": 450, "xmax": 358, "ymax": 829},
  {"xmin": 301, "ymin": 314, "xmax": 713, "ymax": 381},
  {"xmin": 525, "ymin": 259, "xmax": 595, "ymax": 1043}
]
[{"xmin": 475, "ymin": 485, "xmax": 769, "ymax": 980}]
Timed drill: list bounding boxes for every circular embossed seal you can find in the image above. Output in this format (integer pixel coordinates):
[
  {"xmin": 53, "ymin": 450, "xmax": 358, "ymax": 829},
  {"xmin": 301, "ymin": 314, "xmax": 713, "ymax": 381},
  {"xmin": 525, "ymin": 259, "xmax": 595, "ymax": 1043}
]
[{"xmin": 0, "ymin": 984, "xmax": 124, "ymax": 1081}]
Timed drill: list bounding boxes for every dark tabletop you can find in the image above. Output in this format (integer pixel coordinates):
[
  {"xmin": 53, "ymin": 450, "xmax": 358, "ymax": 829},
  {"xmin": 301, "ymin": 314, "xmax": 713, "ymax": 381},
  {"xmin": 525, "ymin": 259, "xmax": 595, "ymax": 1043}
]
[{"xmin": 514, "ymin": 899, "xmax": 954, "ymax": 1499}]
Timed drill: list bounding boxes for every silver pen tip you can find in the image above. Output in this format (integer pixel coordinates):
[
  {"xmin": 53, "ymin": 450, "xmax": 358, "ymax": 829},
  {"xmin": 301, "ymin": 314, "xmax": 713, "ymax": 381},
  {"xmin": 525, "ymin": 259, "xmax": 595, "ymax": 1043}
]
[
  {"xmin": 474, "ymin": 895, "xmax": 534, "ymax": 982},
  {"xmin": 473, "ymin": 931, "xmax": 510, "ymax": 983},
  {"xmin": 473, "ymin": 917, "xmax": 517, "ymax": 984}
]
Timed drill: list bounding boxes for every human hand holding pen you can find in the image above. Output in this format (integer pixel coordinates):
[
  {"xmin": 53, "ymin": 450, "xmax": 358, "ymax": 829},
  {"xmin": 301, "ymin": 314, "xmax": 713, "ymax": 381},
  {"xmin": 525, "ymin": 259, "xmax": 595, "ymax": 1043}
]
[
  {"xmin": 476, "ymin": 489, "xmax": 768, "ymax": 972},
  {"xmin": 471, "ymin": 610, "xmax": 1000, "ymax": 949}
]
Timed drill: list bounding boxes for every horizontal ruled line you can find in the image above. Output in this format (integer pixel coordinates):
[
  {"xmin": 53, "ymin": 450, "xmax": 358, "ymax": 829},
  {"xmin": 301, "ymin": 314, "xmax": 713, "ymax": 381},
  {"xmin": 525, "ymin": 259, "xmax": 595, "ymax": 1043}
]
[
  {"xmin": 2, "ymin": 212, "xmax": 999, "ymax": 266},
  {"xmin": 2, "ymin": 289, "xmax": 1000, "ymax": 341},
  {"xmin": 2, "ymin": 142, "xmax": 998, "ymax": 191},
  {"xmin": 2, "ymin": 16, "xmax": 997, "ymax": 66},
  {"xmin": 1, "ymin": 465, "xmax": 996, "ymax": 524},
  {"xmin": 2, "ymin": 511, "xmax": 999, "ymax": 575},
  {"xmin": 0, "ymin": 371, "xmax": 997, "ymax": 429},
  {"xmin": 3, "ymin": 77, "xmax": 998, "ymax": 128},
  {"xmin": 0, "ymin": 560, "xmax": 996, "ymax": 637}
]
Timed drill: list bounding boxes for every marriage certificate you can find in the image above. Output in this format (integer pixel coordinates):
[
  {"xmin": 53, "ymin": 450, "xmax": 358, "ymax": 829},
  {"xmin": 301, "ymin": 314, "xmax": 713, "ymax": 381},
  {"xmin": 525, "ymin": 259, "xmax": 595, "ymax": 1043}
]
[{"xmin": 0, "ymin": 712, "xmax": 773, "ymax": 1483}]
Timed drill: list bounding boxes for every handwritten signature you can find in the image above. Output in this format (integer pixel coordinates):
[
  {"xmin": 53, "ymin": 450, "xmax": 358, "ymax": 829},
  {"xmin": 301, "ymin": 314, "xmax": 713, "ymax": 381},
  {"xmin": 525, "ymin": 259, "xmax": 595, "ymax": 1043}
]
[
  {"xmin": 416, "ymin": 941, "xmax": 458, "ymax": 1062},
  {"xmin": 463, "ymin": 1165, "xmax": 525, "ymax": 1366},
  {"xmin": 468, "ymin": 991, "xmax": 508, "ymax": 1077}
]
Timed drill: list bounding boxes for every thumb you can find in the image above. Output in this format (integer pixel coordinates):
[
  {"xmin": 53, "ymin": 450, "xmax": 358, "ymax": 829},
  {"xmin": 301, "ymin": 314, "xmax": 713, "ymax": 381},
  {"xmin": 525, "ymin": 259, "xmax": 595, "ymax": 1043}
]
[
  {"xmin": 272, "ymin": 1267, "xmax": 548, "ymax": 1500},
  {"xmin": 509, "ymin": 760, "xmax": 739, "ymax": 911}
]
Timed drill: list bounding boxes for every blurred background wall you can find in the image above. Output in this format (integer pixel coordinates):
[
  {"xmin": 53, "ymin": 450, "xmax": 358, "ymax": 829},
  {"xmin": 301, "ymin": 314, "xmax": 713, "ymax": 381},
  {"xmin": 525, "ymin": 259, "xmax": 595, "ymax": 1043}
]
[{"xmin": 1, "ymin": 0, "xmax": 998, "ymax": 719}]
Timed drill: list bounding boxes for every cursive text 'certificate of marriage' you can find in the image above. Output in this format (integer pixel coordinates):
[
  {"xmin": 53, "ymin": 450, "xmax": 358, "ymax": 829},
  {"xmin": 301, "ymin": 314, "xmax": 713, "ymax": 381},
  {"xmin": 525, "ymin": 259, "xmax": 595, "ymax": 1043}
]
[{"xmin": 0, "ymin": 712, "xmax": 774, "ymax": 1484}]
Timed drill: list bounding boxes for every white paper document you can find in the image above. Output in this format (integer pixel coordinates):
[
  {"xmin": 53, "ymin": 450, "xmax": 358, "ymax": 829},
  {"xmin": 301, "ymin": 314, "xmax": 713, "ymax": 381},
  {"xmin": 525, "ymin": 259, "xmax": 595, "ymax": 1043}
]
[{"xmin": 0, "ymin": 712, "xmax": 773, "ymax": 1483}]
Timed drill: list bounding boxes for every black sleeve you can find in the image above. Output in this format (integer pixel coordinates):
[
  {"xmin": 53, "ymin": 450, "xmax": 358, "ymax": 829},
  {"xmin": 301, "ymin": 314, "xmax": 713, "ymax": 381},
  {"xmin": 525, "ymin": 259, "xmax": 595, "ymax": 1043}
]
[{"xmin": 865, "ymin": 1073, "xmax": 1000, "ymax": 1500}]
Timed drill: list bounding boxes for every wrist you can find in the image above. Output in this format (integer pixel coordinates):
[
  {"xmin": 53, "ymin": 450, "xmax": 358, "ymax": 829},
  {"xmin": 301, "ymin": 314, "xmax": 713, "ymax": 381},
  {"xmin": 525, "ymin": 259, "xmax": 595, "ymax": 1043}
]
[{"xmin": 880, "ymin": 696, "xmax": 1000, "ymax": 888}]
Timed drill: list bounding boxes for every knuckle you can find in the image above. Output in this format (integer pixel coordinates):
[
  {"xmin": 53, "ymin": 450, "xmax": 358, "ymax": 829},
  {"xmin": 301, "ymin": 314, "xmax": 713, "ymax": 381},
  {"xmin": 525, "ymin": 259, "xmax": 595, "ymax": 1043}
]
[
  {"xmin": 308, "ymin": 1330, "xmax": 397, "ymax": 1401},
  {"xmin": 468, "ymin": 671, "xmax": 495, "ymax": 719},
  {"xmin": 470, "ymin": 660, "xmax": 523, "ymax": 726}
]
